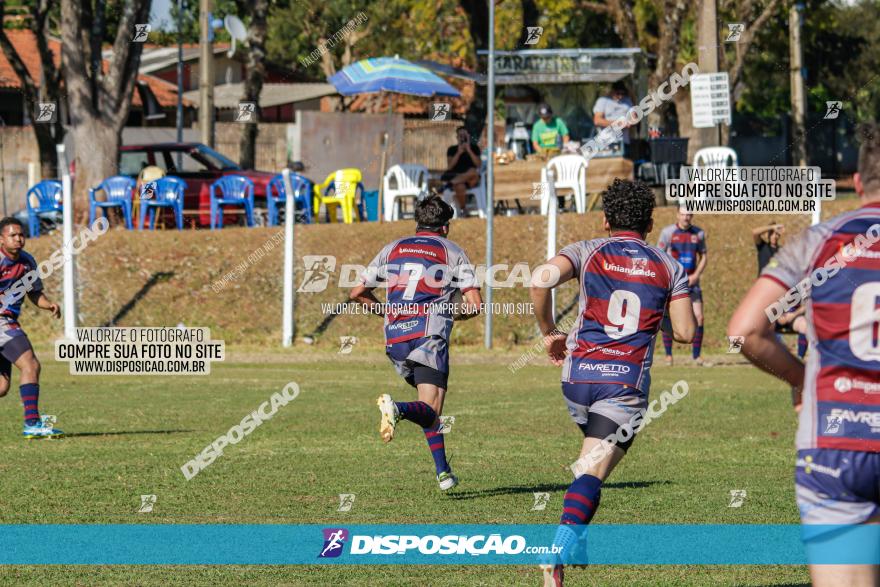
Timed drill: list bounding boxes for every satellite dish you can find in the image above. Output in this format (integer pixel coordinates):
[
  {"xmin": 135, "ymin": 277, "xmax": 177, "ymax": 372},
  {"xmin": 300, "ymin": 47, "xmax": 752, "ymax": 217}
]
[{"xmin": 224, "ymin": 15, "xmax": 247, "ymax": 58}]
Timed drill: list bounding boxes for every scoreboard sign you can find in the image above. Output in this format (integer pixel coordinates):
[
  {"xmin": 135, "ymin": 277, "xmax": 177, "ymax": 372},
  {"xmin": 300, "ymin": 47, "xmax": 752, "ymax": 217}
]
[{"xmin": 690, "ymin": 72, "xmax": 732, "ymax": 128}]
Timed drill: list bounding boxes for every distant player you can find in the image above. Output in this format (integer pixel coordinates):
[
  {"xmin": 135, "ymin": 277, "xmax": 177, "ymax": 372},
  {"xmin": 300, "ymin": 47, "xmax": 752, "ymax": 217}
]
[
  {"xmin": 728, "ymin": 124, "xmax": 880, "ymax": 587},
  {"xmin": 349, "ymin": 196, "xmax": 482, "ymax": 491},
  {"xmin": 657, "ymin": 210, "xmax": 707, "ymax": 365},
  {"xmin": 531, "ymin": 179, "xmax": 695, "ymax": 585},
  {"xmin": 0, "ymin": 217, "xmax": 63, "ymax": 438}
]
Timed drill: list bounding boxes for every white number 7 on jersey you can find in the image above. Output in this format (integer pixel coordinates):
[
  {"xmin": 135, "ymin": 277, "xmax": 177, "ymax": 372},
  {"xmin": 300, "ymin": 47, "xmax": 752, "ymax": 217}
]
[
  {"xmin": 604, "ymin": 289, "xmax": 641, "ymax": 339},
  {"xmin": 400, "ymin": 263, "xmax": 424, "ymax": 301}
]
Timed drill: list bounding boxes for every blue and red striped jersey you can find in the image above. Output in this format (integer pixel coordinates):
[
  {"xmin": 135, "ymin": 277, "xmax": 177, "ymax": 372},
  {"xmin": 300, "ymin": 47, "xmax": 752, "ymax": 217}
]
[
  {"xmin": 0, "ymin": 249, "xmax": 41, "ymax": 320},
  {"xmin": 657, "ymin": 223, "xmax": 706, "ymax": 276},
  {"xmin": 762, "ymin": 203, "xmax": 880, "ymax": 452},
  {"xmin": 362, "ymin": 232, "xmax": 478, "ymax": 344},
  {"xmin": 559, "ymin": 232, "xmax": 689, "ymax": 392}
]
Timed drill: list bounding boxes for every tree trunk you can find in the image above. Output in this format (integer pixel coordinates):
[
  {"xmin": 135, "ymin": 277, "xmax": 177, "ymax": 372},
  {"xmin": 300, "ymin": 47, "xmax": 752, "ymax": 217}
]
[
  {"xmin": 672, "ymin": 91, "xmax": 698, "ymax": 163},
  {"xmin": 460, "ymin": 0, "xmax": 489, "ymax": 141},
  {"xmin": 238, "ymin": 0, "xmax": 268, "ymax": 170},
  {"xmin": 34, "ymin": 123, "xmax": 59, "ymax": 180},
  {"xmin": 71, "ymin": 119, "xmax": 120, "ymax": 223}
]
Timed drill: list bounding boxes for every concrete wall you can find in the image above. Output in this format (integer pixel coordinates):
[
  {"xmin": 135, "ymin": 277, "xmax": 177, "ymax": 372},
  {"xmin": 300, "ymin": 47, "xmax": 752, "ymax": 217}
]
[
  {"xmin": 292, "ymin": 111, "xmax": 405, "ymax": 190},
  {"xmin": 0, "ymin": 126, "xmax": 39, "ymax": 214}
]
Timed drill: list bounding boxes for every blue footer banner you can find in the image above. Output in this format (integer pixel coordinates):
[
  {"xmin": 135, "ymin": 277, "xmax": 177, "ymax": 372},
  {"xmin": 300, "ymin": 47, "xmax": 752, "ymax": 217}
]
[{"xmin": 1, "ymin": 524, "xmax": 879, "ymax": 565}]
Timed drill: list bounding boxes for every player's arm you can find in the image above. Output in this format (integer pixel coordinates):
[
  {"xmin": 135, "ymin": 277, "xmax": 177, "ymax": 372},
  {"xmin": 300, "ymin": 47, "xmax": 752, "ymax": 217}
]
[
  {"xmin": 728, "ymin": 278, "xmax": 805, "ymax": 407},
  {"xmin": 667, "ymin": 297, "xmax": 696, "ymax": 343},
  {"xmin": 27, "ymin": 291, "xmax": 60, "ymax": 319},
  {"xmin": 690, "ymin": 233, "xmax": 708, "ymax": 284},
  {"xmin": 751, "ymin": 223, "xmax": 781, "ymax": 245},
  {"xmin": 349, "ymin": 283, "xmax": 384, "ymax": 317},
  {"xmin": 530, "ymin": 255, "xmax": 575, "ymax": 365},
  {"xmin": 455, "ymin": 289, "xmax": 483, "ymax": 321}
]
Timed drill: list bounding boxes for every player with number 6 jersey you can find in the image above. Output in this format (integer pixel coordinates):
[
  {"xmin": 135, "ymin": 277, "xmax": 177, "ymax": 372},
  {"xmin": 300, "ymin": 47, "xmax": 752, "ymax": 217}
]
[
  {"xmin": 729, "ymin": 123, "xmax": 880, "ymax": 587},
  {"xmin": 530, "ymin": 179, "xmax": 696, "ymax": 585},
  {"xmin": 349, "ymin": 196, "xmax": 482, "ymax": 492}
]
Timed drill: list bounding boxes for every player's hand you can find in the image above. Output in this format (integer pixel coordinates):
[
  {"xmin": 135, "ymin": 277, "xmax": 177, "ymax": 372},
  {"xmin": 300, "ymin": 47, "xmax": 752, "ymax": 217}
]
[
  {"xmin": 48, "ymin": 303, "xmax": 60, "ymax": 319},
  {"xmin": 687, "ymin": 275, "xmax": 697, "ymax": 287},
  {"xmin": 543, "ymin": 329, "xmax": 568, "ymax": 366}
]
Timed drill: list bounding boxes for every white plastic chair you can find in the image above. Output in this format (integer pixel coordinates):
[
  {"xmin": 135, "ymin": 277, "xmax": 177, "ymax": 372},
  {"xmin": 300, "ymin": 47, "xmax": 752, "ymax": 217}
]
[
  {"xmin": 693, "ymin": 147, "xmax": 738, "ymax": 169},
  {"xmin": 383, "ymin": 164, "xmax": 429, "ymax": 221},
  {"xmin": 540, "ymin": 154, "xmax": 588, "ymax": 214},
  {"xmin": 442, "ymin": 162, "xmax": 487, "ymax": 219}
]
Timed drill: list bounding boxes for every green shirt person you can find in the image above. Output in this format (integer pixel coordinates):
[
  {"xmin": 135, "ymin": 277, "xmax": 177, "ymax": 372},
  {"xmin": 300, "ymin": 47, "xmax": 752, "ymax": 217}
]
[{"xmin": 531, "ymin": 103, "xmax": 570, "ymax": 153}]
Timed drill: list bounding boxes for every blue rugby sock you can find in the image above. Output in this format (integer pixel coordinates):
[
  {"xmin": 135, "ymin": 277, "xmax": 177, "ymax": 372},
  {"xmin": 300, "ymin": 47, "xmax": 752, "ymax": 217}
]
[
  {"xmin": 662, "ymin": 331, "xmax": 673, "ymax": 356},
  {"xmin": 692, "ymin": 325, "xmax": 704, "ymax": 359},
  {"xmin": 395, "ymin": 401, "xmax": 437, "ymax": 428},
  {"xmin": 797, "ymin": 334, "xmax": 808, "ymax": 359},
  {"xmin": 20, "ymin": 383, "xmax": 40, "ymax": 426},
  {"xmin": 560, "ymin": 474, "xmax": 602, "ymax": 525},
  {"xmin": 423, "ymin": 426, "xmax": 450, "ymax": 475}
]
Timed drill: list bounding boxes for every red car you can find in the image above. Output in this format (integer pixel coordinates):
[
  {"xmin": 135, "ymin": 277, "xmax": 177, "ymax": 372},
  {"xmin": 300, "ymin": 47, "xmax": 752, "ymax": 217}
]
[{"xmin": 118, "ymin": 143, "xmax": 277, "ymax": 227}]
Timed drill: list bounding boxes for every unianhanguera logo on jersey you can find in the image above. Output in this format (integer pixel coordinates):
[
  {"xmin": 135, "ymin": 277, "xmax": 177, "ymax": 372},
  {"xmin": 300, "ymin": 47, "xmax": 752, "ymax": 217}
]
[{"xmin": 602, "ymin": 260, "xmax": 656, "ymax": 278}]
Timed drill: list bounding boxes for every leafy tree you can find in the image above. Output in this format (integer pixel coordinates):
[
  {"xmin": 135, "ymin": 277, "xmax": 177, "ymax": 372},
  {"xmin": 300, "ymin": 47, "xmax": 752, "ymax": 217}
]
[
  {"xmin": 0, "ymin": 0, "xmax": 65, "ymax": 178},
  {"xmin": 60, "ymin": 0, "xmax": 151, "ymax": 214}
]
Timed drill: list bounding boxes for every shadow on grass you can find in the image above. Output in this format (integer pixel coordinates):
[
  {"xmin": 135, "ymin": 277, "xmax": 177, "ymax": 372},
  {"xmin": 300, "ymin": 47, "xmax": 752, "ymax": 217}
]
[
  {"xmin": 449, "ymin": 480, "xmax": 668, "ymax": 500},
  {"xmin": 62, "ymin": 429, "xmax": 193, "ymax": 438},
  {"xmin": 102, "ymin": 271, "xmax": 175, "ymax": 327}
]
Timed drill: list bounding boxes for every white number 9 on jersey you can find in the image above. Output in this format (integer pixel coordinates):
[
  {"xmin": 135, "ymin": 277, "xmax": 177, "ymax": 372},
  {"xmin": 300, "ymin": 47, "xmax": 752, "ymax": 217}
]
[{"xmin": 604, "ymin": 289, "xmax": 641, "ymax": 339}]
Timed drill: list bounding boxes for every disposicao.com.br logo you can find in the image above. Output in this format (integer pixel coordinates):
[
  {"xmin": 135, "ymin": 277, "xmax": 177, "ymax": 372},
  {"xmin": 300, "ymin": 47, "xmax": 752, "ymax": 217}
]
[{"xmin": 318, "ymin": 528, "xmax": 560, "ymax": 558}]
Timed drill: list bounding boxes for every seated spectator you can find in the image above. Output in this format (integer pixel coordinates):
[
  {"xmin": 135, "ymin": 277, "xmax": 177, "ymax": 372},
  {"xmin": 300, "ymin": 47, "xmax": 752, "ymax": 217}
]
[{"xmin": 441, "ymin": 126, "xmax": 481, "ymax": 216}]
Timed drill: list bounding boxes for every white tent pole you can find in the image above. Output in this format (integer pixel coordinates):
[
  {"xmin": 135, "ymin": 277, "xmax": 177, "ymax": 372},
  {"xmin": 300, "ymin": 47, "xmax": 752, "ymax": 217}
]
[
  {"xmin": 282, "ymin": 168, "xmax": 296, "ymax": 347},
  {"xmin": 546, "ymin": 168, "xmax": 558, "ymax": 315},
  {"xmin": 56, "ymin": 144, "xmax": 76, "ymax": 340}
]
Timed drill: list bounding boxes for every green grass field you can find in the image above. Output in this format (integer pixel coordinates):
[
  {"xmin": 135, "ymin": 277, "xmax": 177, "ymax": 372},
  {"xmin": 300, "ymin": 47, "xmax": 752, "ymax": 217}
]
[{"xmin": 0, "ymin": 346, "xmax": 810, "ymax": 586}]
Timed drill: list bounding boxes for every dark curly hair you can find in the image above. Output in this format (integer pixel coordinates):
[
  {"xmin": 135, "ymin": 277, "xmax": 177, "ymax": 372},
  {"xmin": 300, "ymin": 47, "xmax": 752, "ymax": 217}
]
[
  {"xmin": 0, "ymin": 216, "xmax": 24, "ymax": 235},
  {"xmin": 415, "ymin": 195, "xmax": 454, "ymax": 231},
  {"xmin": 601, "ymin": 178, "xmax": 655, "ymax": 234}
]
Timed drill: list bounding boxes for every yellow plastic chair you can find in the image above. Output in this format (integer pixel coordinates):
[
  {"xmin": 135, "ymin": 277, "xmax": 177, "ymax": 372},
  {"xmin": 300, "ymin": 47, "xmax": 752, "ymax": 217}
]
[{"xmin": 312, "ymin": 168, "xmax": 364, "ymax": 224}]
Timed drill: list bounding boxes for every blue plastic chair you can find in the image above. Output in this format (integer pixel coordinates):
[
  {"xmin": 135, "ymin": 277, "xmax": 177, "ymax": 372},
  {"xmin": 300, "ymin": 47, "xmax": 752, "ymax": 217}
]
[
  {"xmin": 267, "ymin": 174, "xmax": 313, "ymax": 226},
  {"xmin": 89, "ymin": 176, "xmax": 135, "ymax": 230},
  {"xmin": 209, "ymin": 175, "xmax": 255, "ymax": 229},
  {"xmin": 25, "ymin": 180, "xmax": 62, "ymax": 237},
  {"xmin": 140, "ymin": 176, "xmax": 186, "ymax": 231}
]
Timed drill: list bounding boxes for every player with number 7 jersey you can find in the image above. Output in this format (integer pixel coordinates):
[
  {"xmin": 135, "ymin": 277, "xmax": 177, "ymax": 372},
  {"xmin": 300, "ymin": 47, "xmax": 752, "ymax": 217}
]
[
  {"xmin": 530, "ymin": 179, "xmax": 695, "ymax": 586},
  {"xmin": 349, "ymin": 196, "xmax": 482, "ymax": 493}
]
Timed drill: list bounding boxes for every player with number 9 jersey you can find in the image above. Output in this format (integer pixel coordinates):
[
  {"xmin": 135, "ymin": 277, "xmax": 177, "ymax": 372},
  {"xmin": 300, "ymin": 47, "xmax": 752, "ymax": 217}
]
[{"xmin": 531, "ymin": 180, "xmax": 695, "ymax": 586}]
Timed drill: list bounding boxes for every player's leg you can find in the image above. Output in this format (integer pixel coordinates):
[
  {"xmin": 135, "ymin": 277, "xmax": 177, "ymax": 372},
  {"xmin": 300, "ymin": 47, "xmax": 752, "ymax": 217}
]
[
  {"xmin": 809, "ymin": 559, "xmax": 879, "ymax": 587},
  {"xmin": 408, "ymin": 338, "xmax": 456, "ymax": 489},
  {"xmin": 661, "ymin": 315, "xmax": 674, "ymax": 366},
  {"xmin": 8, "ymin": 335, "xmax": 62, "ymax": 438},
  {"xmin": 544, "ymin": 386, "xmax": 645, "ymax": 584},
  {"xmin": 0, "ymin": 356, "xmax": 11, "ymax": 398},
  {"xmin": 691, "ymin": 287, "xmax": 705, "ymax": 363},
  {"xmin": 792, "ymin": 315, "xmax": 808, "ymax": 358},
  {"xmin": 797, "ymin": 449, "xmax": 880, "ymax": 587}
]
